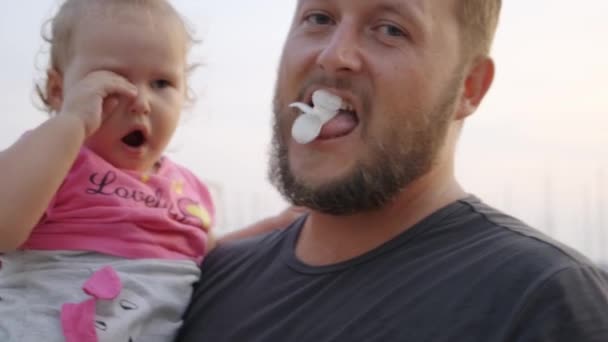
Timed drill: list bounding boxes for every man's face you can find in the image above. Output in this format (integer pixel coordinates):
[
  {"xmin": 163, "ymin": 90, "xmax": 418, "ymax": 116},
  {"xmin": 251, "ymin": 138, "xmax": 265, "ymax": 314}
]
[{"xmin": 270, "ymin": 0, "xmax": 466, "ymax": 214}]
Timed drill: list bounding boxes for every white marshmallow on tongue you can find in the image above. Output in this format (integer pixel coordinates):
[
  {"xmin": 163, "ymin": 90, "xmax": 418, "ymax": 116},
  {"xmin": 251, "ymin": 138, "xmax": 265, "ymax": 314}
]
[
  {"xmin": 289, "ymin": 90, "xmax": 343, "ymax": 144},
  {"xmin": 291, "ymin": 114, "xmax": 323, "ymax": 144}
]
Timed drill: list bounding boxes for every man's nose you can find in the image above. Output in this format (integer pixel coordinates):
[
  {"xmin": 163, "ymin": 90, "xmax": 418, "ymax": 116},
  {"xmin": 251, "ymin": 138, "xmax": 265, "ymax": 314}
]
[
  {"xmin": 316, "ymin": 21, "xmax": 363, "ymax": 74},
  {"xmin": 129, "ymin": 86, "xmax": 151, "ymax": 115}
]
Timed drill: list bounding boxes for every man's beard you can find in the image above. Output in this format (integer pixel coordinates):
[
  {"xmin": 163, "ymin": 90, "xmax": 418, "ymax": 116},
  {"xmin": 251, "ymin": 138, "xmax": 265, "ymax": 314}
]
[{"xmin": 269, "ymin": 74, "xmax": 463, "ymax": 216}]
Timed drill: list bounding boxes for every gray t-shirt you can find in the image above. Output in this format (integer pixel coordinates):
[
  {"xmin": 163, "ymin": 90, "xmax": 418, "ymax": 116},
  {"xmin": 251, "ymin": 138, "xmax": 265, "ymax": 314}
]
[{"xmin": 177, "ymin": 196, "xmax": 608, "ymax": 341}]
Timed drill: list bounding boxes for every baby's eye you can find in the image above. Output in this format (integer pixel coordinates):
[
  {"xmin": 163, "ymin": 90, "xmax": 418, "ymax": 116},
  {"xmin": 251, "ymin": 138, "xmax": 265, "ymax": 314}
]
[{"xmin": 151, "ymin": 79, "xmax": 171, "ymax": 89}]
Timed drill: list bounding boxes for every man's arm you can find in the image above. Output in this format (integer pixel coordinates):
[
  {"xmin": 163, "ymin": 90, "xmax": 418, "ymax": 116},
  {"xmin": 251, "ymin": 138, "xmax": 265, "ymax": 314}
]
[{"xmin": 506, "ymin": 265, "xmax": 608, "ymax": 341}]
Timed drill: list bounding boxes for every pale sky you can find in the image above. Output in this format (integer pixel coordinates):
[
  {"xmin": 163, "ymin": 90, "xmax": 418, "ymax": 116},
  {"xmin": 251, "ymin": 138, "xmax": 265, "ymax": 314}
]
[{"xmin": 1, "ymin": 1, "xmax": 607, "ymax": 262}]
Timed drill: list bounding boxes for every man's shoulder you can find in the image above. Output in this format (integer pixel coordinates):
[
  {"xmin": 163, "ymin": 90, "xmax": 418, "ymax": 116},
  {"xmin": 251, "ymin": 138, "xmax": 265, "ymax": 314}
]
[
  {"xmin": 455, "ymin": 196, "xmax": 598, "ymax": 275},
  {"xmin": 437, "ymin": 197, "xmax": 608, "ymax": 340}
]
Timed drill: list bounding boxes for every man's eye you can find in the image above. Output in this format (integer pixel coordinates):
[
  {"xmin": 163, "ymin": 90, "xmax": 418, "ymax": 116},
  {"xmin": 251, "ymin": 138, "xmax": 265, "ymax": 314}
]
[
  {"xmin": 305, "ymin": 13, "xmax": 334, "ymax": 26},
  {"xmin": 378, "ymin": 24, "xmax": 407, "ymax": 38},
  {"xmin": 151, "ymin": 79, "xmax": 171, "ymax": 89}
]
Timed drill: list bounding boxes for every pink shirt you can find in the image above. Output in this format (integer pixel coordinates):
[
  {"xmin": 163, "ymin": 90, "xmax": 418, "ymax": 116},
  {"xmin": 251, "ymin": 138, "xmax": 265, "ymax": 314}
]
[{"xmin": 21, "ymin": 147, "xmax": 214, "ymax": 264}]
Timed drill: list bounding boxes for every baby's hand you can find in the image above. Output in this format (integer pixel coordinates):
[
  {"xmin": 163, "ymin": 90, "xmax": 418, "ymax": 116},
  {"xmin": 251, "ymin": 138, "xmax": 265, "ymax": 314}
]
[{"xmin": 59, "ymin": 70, "xmax": 137, "ymax": 137}]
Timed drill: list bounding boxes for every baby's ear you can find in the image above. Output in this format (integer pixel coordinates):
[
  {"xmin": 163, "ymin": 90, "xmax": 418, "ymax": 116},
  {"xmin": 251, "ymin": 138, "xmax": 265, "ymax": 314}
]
[{"xmin": 45, "ymin": 69, "xmax": 64, "ymax": 112}]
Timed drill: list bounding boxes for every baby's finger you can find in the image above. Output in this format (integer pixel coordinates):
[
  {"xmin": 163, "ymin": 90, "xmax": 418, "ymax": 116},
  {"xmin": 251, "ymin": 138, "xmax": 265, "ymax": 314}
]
[
  {"xmin": 101, "ymin": 75, "xmax": 138, "ymax": 99},
  {"xmin": 87, "ymin": 70, "xmax": 138, "ymax": 99}
]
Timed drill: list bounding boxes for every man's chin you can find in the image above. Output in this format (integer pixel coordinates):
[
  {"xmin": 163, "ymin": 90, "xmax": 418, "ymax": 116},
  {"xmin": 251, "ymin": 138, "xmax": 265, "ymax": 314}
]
[{"xmin": 289, "ymin": 170, "xmax": 352, "ymax": 192}]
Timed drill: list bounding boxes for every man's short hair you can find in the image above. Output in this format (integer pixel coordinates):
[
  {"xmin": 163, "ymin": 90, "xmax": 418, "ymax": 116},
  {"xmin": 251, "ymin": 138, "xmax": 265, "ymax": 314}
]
[{"xmin": 456, "ymin": 0, "xmax": 502, "ymax": 58}]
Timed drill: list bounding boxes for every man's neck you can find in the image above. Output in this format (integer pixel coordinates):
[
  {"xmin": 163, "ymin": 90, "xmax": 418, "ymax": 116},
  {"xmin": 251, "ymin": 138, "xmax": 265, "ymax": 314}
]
[{"xmin": 295, "ymin": 168, "xmax": 466, "ymax": 266}]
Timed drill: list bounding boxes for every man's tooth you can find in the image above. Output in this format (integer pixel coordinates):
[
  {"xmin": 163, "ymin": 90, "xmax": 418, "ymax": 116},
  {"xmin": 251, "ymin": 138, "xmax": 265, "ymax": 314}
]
[{"xmin": 339, "ymin": 103, "xmax": 354, "ymax": 112}]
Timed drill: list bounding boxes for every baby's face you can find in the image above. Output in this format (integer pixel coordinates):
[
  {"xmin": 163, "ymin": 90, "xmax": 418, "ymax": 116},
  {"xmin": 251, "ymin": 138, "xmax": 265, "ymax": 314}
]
[{"xmin": 60, "ymin": 9, "xmax": 188, "ymax": 173}]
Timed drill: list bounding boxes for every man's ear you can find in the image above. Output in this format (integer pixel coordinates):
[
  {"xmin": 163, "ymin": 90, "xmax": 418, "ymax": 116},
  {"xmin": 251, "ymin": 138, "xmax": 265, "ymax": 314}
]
[
  {"xmin": 45, "ymin": 69, "xmax": 64, "ymax": 112},
  {"xmin": 455, "ymin": 57, "xmax": 495, "ymax": 120}
]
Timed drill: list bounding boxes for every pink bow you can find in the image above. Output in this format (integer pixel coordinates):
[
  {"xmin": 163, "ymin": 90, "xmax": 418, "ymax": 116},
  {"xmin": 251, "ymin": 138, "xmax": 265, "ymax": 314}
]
[{"xmin": 61, "ymin": 266, "xmax": 122, "ymax": 342}]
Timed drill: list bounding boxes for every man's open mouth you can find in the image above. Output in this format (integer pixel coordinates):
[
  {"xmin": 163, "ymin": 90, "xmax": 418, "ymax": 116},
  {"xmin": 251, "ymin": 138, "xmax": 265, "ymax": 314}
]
[{"xmin": 317, "ymin": 100, "xmax": 360, "ymax": 140}]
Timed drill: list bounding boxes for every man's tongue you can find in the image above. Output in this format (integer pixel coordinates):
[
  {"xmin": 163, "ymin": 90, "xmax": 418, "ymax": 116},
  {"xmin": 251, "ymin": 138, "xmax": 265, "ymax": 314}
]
[{"xmin": 317, "ymin": 111, "xmax": 358, "ymax": 140}]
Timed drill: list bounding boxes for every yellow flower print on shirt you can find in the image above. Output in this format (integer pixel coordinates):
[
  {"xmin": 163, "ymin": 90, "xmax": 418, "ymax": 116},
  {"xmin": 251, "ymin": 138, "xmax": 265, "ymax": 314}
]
[{"xmin": 186, "ymin": 203, "xmax": 212, "ymax": 231}]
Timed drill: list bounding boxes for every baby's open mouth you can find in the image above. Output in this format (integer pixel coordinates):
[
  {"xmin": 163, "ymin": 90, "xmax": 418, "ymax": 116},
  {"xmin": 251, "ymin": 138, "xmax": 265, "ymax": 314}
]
[{"xmin": 121, "ymin": 130, "xmax": 146, "ymax": 148}]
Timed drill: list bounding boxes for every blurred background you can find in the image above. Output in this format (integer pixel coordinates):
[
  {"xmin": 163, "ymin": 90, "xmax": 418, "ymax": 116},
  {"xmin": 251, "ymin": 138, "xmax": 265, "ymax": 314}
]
[{"xmin": 0, "ymin": 1, "xmax": 606, "ymax": 264}]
